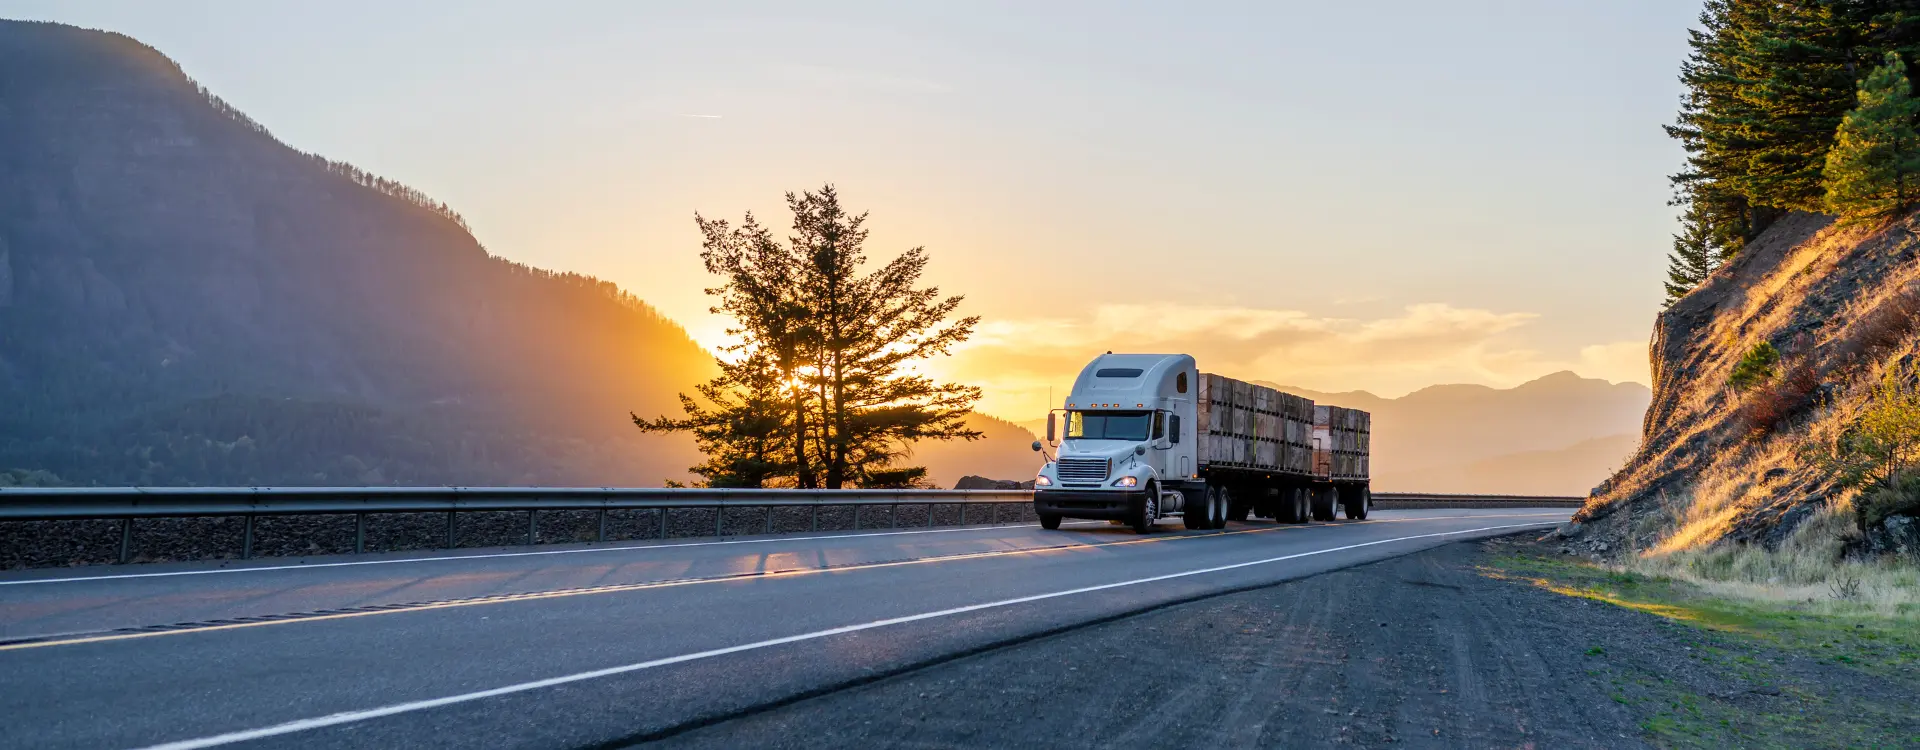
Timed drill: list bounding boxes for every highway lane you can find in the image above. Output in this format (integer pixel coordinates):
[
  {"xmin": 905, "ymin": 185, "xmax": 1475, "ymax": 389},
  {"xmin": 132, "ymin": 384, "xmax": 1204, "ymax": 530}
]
[{"xmin": 0, "ymin": 509, "xmax": 1570, "ymax": 749}]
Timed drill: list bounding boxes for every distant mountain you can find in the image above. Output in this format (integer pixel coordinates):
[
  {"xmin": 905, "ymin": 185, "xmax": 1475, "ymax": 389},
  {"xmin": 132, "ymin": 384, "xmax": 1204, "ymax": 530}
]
[
  {"xmin": 0, "ymin": 21, "xmax": 714, "ymax": 485},
  {"xmin": 1012, "ymin": 371, "xmax": 1645, "ymax": 495},
  {"xmin": 911, "ymin": 413, "xmax": 1044, "ymax": 489},
  {"xmin": 1384, "ymin": 433, "xmax": 1639, "ymax": 497},
  {"xmin": 1261, "ymin": 371, "xmax": 1649, "ymax": 495}
]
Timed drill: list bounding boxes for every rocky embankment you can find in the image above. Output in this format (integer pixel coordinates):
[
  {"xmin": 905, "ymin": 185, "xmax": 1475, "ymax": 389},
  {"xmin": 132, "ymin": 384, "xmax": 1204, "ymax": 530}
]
[{"xmin": 1575, "ymin": 211, "xmax": 1920, "ymax": 557}]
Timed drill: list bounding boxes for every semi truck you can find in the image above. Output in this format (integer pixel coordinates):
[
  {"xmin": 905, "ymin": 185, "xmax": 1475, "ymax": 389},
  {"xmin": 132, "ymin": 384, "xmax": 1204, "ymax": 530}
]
[{"xmin": 1030, "ymin": 353, "xmax": 1371, "ymax": 533}]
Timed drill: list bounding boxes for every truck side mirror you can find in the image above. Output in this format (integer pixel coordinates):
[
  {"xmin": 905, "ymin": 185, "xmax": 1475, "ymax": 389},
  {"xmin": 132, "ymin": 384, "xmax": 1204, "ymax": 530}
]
[
  {"xmin": 1135, "ymin": 445, "xmax": 1147, "ymax": 456},
  {"xmin": 1046, "ymin": 413, "xmax": 1057, "ymax": 443},
  {"xmin": 1031, "ymin": 440, "xmax": 1043, "ymax": 452},
  {"xmin": 1169, "ymin": 415, "xmax": 1181, "ymax": 444}
]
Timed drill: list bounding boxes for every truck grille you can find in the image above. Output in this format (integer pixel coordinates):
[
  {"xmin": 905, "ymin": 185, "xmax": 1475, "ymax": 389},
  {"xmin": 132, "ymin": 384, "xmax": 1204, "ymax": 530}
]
[{"xmin": 1055, "ymin": 457, "xmax": 1110, "ymax": 484}]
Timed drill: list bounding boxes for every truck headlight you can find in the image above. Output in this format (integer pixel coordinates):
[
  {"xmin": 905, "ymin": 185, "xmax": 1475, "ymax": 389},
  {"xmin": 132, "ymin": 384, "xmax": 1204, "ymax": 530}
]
[
  {"xmin": 1034, "ymin": 475, "xmax": 1052, "ymax": 487},
  {"xmin": 1111, "ymin": 475, "xmax": 1138, "ymax": 488}
]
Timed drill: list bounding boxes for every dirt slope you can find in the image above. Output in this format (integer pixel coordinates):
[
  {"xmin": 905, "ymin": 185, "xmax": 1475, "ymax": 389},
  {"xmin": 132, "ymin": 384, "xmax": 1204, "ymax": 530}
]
[{"xmin": 1579, "ymin": 210, "xmax": 1920, "ymax": 552}]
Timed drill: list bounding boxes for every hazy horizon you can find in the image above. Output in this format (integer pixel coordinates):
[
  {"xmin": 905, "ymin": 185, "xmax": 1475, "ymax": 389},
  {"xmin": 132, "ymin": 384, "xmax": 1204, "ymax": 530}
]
[{"xmin": 0, "ymin": 1, "xmax": 1700, "ymax": 416}]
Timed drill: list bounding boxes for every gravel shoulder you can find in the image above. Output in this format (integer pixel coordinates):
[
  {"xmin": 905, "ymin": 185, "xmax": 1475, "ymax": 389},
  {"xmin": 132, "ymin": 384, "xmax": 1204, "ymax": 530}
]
[{"xmin": 650, "ymin": 535, "xmax": 1917, "ymax": 749}]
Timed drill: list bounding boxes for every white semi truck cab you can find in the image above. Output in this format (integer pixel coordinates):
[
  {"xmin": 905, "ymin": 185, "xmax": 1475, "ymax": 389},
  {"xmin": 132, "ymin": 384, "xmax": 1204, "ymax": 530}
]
[{"xmin": 1032, "ymin": 352, "xmax": 1372, "ymax": 533}]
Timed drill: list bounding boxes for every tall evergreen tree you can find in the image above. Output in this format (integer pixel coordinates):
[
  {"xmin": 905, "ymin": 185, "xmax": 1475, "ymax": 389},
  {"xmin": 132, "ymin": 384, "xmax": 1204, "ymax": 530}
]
[
  {"xmin": 1824, "ymin": 50, "xmax": 1920, "ymax": 220},
  {"xmin": 642, "ymin": 186, "xmax": 983, "ymax": 489},
  {"xmin": 1665, "ymin": 201, "xmax": 1725, "ymax": 307}
]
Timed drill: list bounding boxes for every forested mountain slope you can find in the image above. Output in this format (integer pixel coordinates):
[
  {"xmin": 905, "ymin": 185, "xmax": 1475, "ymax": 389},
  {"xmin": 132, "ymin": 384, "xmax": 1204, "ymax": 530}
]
[{"xmin": 0, "ymin": 21, "xmax": 715, "ymax": 485}]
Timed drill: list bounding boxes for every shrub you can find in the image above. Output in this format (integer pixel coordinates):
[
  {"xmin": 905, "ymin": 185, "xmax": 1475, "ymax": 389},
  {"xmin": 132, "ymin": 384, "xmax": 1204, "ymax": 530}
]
[
  {"xmin": 1729, "ymin": 342, "xmax": 1782, "ymax": 392},
  {"xmin": 1847, "ymin": 285, "xmax": 1920, "ymax": 362},
  {"xmin": 1859, "ymin": 469, "xmax": 1920, "ymax": 528},
  {"xmin": 1743, "ymin": 360, "xmax": 1823, "ymax": 435}
]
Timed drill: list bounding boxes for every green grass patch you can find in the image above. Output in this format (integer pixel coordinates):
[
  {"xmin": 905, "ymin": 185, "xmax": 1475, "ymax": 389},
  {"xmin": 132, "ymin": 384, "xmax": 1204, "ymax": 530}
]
[
  {"xmin": 1484, "ymin": 545, "xmax": 1920, "ymax": 749},
  {"xmin": 1487, "ymin": 552, "xmax": 1920, "ymax": 677}
]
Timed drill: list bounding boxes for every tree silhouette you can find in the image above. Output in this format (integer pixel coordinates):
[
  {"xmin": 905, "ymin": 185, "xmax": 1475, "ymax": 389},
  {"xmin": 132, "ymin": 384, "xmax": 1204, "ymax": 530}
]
[{"xmin": 641, "ymin": 186, "xmax": 983, "ymax": 488}]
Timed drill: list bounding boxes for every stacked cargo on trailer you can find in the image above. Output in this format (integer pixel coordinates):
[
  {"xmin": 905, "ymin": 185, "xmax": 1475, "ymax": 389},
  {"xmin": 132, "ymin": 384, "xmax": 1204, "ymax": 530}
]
[
  {"xmin": 1310, "ymin": 405, "xmax": 1372, "ymax": 520},
  {"xmin": 1031, "ymin": 352, "xmax": 1371, "ymax": 533}
]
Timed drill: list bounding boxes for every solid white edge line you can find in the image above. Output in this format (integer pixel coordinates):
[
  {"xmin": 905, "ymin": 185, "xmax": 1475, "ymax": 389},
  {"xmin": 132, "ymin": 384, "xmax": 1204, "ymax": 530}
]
[
  {"xmin": 0, "ymin": 520, "xmax": 1115, "ymax": 586},
  {"xmin": 129, "ymin": 520, "xmax": 1557, "ymax": 750}
]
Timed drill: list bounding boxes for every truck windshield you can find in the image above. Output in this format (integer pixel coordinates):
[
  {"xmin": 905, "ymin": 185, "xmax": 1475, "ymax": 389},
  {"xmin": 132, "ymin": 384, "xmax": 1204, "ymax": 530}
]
[{"xmin": 1066, "ymin": 411, "xmax": 1152, "ymax": 441}]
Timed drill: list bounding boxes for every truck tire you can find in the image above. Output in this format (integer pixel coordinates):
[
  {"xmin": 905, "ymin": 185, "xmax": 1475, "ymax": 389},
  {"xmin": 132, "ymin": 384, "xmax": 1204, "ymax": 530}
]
[
  {"xmin": 1182, "ymin": 487, "xmax": 1214, "ymax": 530},
  {"xmin": 1040, "ymin": 513, "xmax": 1062, "ymax": 530},
  {"xmin": 1342, "ymin": 486, "xmax": 1370, "ymax": 520},
  {"xmin": 1227, "ymin": 486, "xmax": 1249, "ymax": 522},
  {"xmin": 1311, "ymin": 487, "xmax": 1336, "ymax": 521},
  {"xmin": 1291, "ymin": 488, "xmax": 1312, "ymax": 525},
  {"xmin": 1211, "ymin": 486, "xmax": 1230, "ymax": 528},
  {"xmin": 1131, "ymin": 482, "xmax": 1160, "ymax": 533}
]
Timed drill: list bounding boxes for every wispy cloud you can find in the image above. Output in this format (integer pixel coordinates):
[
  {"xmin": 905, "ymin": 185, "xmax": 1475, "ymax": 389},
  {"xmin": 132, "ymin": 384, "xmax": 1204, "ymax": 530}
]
[
  {"xmin": 921, "ymin": 302, "xmax": 1647, "ymax": 419},
  {"xmin": 674, "ymin": 113, "xmax": 724, "ymax": 119}
]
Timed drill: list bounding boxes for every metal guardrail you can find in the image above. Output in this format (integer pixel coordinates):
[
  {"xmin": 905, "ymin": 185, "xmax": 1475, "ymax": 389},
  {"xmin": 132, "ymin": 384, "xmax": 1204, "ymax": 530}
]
[
  {"xmin": 0, "ymin": 487, "xmax": 1584, "ymax": 565},
  {"xmin": 0, "ymin": 487, "xmax": 1035, "ymax": 564}
]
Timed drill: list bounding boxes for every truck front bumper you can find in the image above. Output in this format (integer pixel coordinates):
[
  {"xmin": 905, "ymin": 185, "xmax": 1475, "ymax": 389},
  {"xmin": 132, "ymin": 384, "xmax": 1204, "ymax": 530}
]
[{"xmin": 1034, "ymin": 488, "xmax": 1146, "ymax": 520}]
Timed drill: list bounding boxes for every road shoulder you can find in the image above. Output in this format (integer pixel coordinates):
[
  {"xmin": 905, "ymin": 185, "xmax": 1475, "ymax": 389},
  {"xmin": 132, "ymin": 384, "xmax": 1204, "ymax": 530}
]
[{"xmin": 652, "ymin": 534, "xmax": 1917, "ymax": 749}]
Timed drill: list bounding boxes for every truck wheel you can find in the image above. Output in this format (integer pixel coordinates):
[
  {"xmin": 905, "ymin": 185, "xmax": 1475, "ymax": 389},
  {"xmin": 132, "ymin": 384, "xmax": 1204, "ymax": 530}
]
[
  {"xmin": 1311, "ymin": 488, "xmax": 1336, "ymax": 522},
  {"xmin": 1227, "ymin": 487, "xmax": 1249, "ymax": 522},
  {"xmin": 1292, "ymin": 488, "xmax": 1312, "ymax": 525},
  {"xmin": 1210, "ymin": 486, "xmax": 1229, "ymax": 529},
  {"xmin": 1182, "ymin": 487, "xmax": 1213, "ymax": 530},
  {"xmin": 1131, "ymin": 483, "xmax": 1159, "ymax": 533},
  {"xmin": 1040, "ymin": 513, "xmax": 1062, "ymax": 530},
  {"xmin": 1349, "ymin": 487, "xmax": 1371, "ymax": 520}
]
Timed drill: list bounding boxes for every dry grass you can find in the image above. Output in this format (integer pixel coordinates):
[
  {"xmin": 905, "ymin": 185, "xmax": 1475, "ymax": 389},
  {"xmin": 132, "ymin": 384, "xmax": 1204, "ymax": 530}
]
[{"xmin": 1632, "ymin": 501, "xmax": 1920, "ymax": 617}]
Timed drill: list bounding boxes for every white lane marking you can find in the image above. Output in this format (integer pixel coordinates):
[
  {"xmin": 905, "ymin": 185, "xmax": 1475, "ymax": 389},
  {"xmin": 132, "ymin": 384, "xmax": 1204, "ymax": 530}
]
[
  {"xmin": 129, "ymin": 520, "xmax": 1556, "ymax": 750},
  {"xmin": 0, "ymin": 520, "xmax": 1112, "ymax": 587}
]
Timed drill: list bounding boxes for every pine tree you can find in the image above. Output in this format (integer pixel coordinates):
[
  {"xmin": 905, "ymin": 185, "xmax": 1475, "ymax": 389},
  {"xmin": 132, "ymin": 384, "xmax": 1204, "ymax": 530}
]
[
  {"xmin": 1823, "ymin": 50, "xmax": 1920, "ymax": 220},
  {"xmin": 643, "ymin": 186, "xmax": 983, "ymax": 489},
  {"xmin": 1664, "ymin": 201, "xmax": 1725, "ymax": 307}
]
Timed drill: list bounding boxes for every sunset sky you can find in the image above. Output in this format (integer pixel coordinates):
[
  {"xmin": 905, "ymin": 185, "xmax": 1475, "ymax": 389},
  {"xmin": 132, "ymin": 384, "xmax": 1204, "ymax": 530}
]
[{"xmin": 6, "ymin": 0, "xmax": 1701, "ymax": 419}]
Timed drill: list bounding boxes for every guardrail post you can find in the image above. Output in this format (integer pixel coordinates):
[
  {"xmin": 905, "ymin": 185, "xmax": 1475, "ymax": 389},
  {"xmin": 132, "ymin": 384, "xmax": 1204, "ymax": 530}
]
[
  {"xmin": 526, "ymin": 510, "xmax": 537, "ymax": 546},
  {"xmin": 355, "ymin": 513, "xmax": 366, "ymax": 554},
  {"xmin": 764, "ymin": 506, "xmax": 773, "ymax": 535},
  {"xmin": 853, "ymin": 505, "xmax": 860, "ymax": 530},
  {"xmin": 715, "ymin": 505, "xmax": 724, "ymax": 537},
  {"xmin": 242, "ymin": 514, "xmax": 254, "ymax": 560},
  {"xmin": 445, "ymin": 511, "xmax": 456, "ymax": 549},
  {"xmin": 889, "ymin": 503, "xmax": 897, "ymax": 529},
  {"xmin": 118, "ymin": 518, "xmax": 132, "ymax": 564},
  {"xmin": 597, "ymin": 509, "xmax": 607, "ymax": 543},
  {"xmin": 810, "ymin": 505, "xmax": 819, "ymax": 532},
  {"xmin": 657, "ymin": 507, "xmax": 667, "ymax": 539},
  {"xmin": 927, "ymin": 504, "xmax": 935, "ymax": 527},
  {"xmin": 959, "ymin": 504, "xmax": 966, "ymax": 526}
]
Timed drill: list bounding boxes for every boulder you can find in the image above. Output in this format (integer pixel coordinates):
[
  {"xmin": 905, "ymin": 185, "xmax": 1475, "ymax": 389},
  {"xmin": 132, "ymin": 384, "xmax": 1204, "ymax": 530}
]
[{"xmin": 954, "ymin": 475, "xmax": 1033, "ymax": 490}]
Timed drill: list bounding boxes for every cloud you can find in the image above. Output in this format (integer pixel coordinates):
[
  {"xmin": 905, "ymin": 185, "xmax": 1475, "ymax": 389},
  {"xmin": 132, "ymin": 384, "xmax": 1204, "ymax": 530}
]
[
  {"xmin": 675, "ymin": 113, "xmax": 724, "ymax": 119},
  {"xmin": 927, "ymin": 302, "xmax": 1646, "ymax": 419}
]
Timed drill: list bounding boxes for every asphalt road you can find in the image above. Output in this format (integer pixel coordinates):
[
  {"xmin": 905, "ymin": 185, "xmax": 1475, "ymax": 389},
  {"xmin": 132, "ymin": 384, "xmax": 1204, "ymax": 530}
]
[{"xmin": 0, "ymin": 508, "xmax": 1569, "ymax": 749}]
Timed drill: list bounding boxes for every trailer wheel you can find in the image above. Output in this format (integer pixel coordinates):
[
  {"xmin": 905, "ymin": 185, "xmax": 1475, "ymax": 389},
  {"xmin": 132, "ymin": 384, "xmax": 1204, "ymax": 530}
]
[
  {"xmin": 1291, "ymin": 488, "xmax": 1312, "ymax": 525},
  {"xmin": 1210, "ymin": 486, "xmax": 1229, "ymax": 529},
  {"xmin": 1226, "ymin": 486, "xmax": 1249, "ymax": 522},
  {"xmin": 1342, "ymin": 487, "xmax": 1370, "ymax": 520},
  {"xmin": 1311, "ymin": 487, "xmax": 1337, "ymax": 522},
  {"xmin": 1131, "ymin": 482, "xmax": 1159, "ymax": 533},
  {"xmin": 1040, "ymin": 513, "xmax": 1062, "ymax": 530}
]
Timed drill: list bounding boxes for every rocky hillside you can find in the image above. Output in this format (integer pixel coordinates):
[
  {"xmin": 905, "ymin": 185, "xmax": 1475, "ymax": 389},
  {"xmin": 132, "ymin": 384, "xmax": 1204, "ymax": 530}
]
[
  {"xmin": 1576, "ymin": 210, "xmax": 1920, "ymax": 556},
  {"xmin": 0, "ymin": 20, "xmax": 716, "ymax": 485}
]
